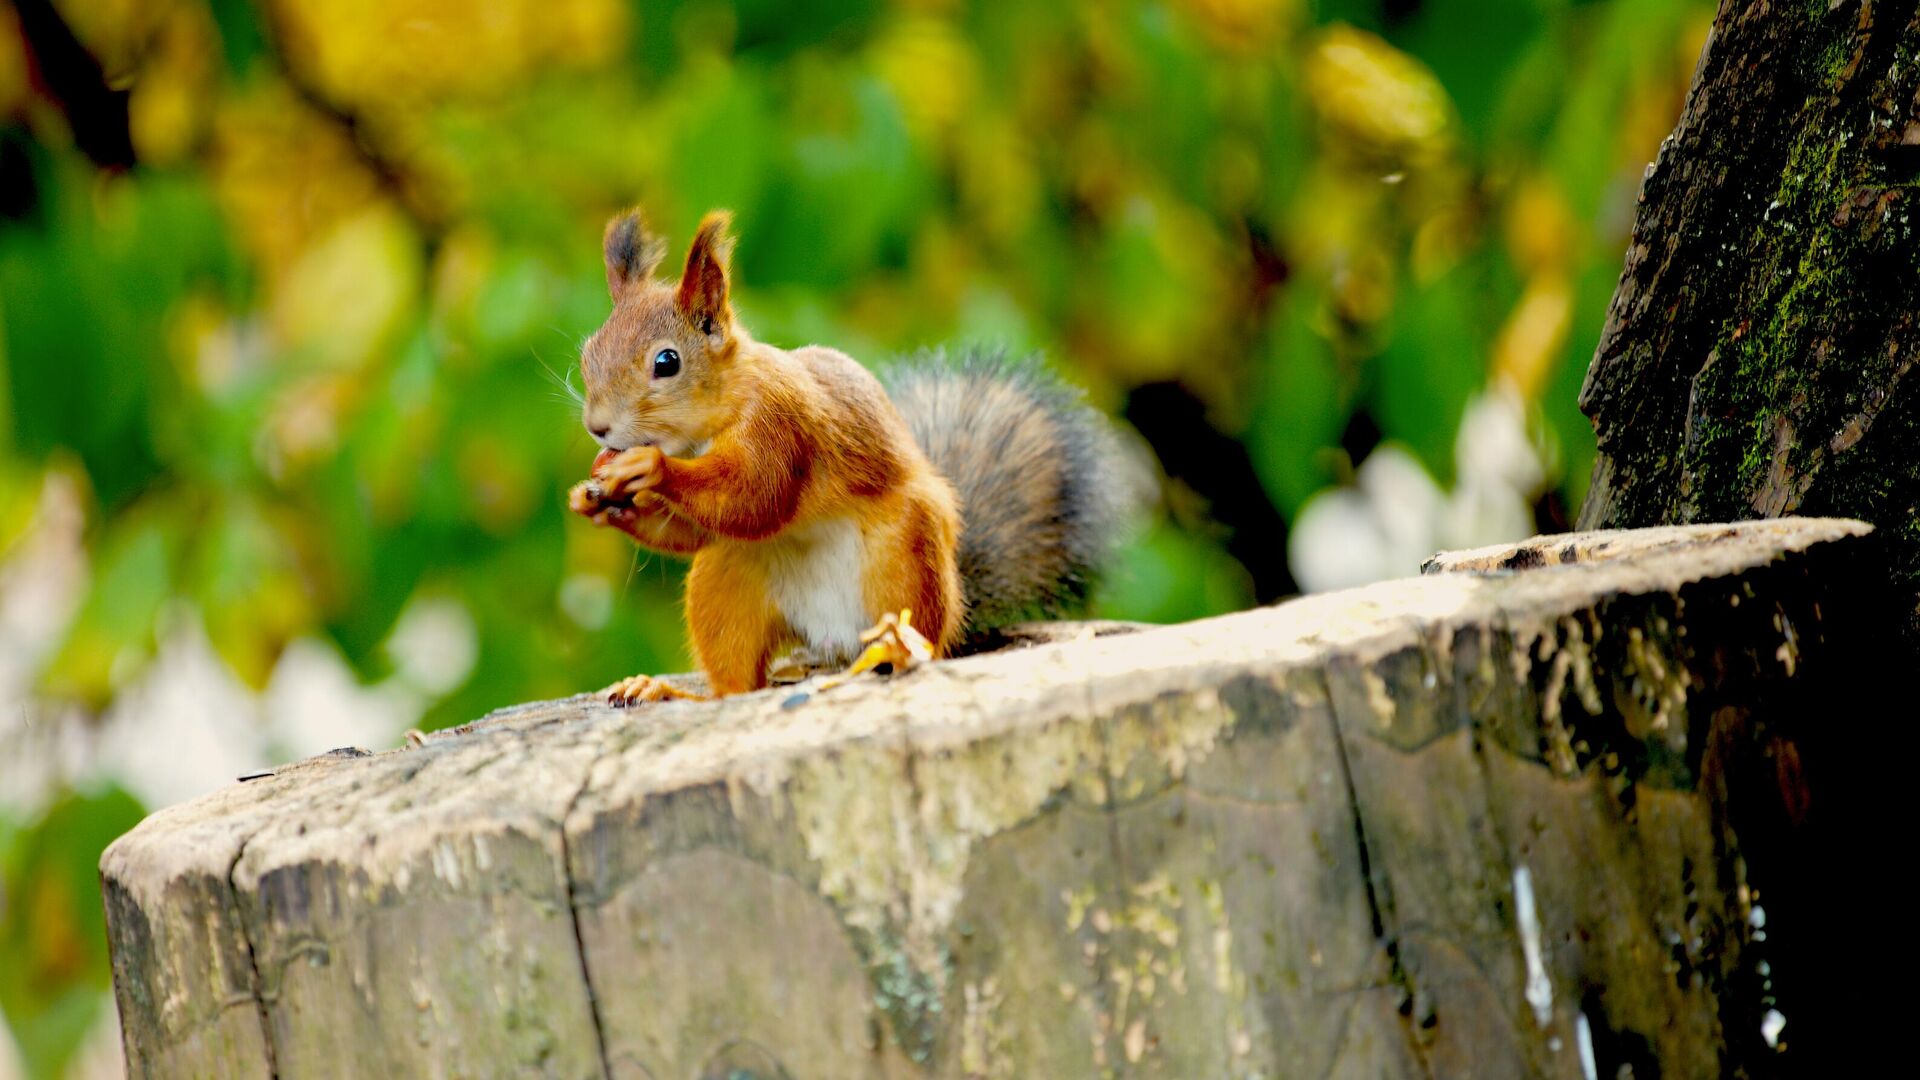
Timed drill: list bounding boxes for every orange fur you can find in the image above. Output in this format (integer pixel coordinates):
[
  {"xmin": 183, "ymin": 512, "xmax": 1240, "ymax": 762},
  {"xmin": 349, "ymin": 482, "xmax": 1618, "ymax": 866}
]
[
  {"xmin": 683, "ymin": 550, "xmax": 783, "ymax": 695},
  {"xmin": 862, "ymin": 493, "xmax": 961, "ymax": 650},
  {"xmin": 572, "ymin": 208, "xmax": 964, "ymax": 696}
]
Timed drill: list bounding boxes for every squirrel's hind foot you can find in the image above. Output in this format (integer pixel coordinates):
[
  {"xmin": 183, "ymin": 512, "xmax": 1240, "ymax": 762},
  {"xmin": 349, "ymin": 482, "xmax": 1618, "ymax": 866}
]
[{"xmin": 814, "ymin": 610, "xmax": 936, "ymax": 693}]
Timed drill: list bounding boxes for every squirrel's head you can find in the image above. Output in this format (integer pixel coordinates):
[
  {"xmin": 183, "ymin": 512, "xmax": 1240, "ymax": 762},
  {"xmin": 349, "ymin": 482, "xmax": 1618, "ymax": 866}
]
[{"xmin": 580, "ymin": 208, "xmax": 739, "ymax": 457}]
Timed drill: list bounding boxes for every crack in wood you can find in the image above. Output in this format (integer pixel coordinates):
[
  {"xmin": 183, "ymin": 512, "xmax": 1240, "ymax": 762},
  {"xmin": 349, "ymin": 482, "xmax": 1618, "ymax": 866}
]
[
  {"xmin": 226, "ymin": 831, "xmax": 281, "ymax": 1080},
  {"xmin": 560, "ymin": 745, "xmax": 617, "ymax": 1080},
  {"xmin": 1315, "ymin": 662, "xmax": 1438, "ymax": 1080}
]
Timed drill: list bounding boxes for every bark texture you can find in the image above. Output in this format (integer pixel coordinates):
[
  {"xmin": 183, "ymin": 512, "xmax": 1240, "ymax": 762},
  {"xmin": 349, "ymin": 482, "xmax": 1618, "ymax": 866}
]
[
  {"xmin": 100, "ymin": 519, "xmax": 1890, "ymax": 1079},
  {"xmin": 1578, "ymin": 0, "xmax": 1920, "ymax": 638}
]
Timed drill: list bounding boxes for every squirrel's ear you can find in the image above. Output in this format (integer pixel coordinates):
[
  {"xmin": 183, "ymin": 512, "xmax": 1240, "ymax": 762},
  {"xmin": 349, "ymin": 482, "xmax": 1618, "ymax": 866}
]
[
  {"xmin": 676, "ymin": 211, "xmax": 735, "ymax": 338},
  {"xmin": 603, "ymin": 209, "xmax": 666, "ymax": 298}
]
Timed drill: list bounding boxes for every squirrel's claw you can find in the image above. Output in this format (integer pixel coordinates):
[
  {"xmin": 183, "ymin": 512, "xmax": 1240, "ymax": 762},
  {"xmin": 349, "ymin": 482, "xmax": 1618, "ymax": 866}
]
[
  {"xmin": 605, "ymin": 673, "xmax": 708, "ymax": 707},
  {"xmin": 570, "ymin": 478, "xmax": 639, "ymax": 526},
  {"xmin": 815, "ymin": 609, "xmax": 934, "ymax": 693}
]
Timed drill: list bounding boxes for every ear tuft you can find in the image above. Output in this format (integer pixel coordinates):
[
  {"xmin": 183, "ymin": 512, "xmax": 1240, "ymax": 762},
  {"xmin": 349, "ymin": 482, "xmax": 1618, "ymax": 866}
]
[
  {"xmin": 603, "ymin": 209, "xmax": 667, "ymax": 298},
  {"xmin": 676, "ymin": 211, "xmax": 736, "ymax": 337}
]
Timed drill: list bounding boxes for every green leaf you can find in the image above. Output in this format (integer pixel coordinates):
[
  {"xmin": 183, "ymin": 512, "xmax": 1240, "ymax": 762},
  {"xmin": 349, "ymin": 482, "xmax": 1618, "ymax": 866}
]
[
  {"xmin": 39, "ymin": 507, "xmax": 180, "ymax": 708},
  {"xmin": 748, "ymin": 76, "xmax": 926, "ymax": 287},
  {"xmin": 0, "ymin": 785, "xmax": 147, "ymax": 1080},
  {"xmin": 1393, "ymin": 0, "xmax": 1550, "ymax": 141},
  {"xmin": 1093, "ymin": 519, "xmax": 1255, "ymax": 625},
  {"xmin": 205, "ymin": 0, "xmax": 270, "ymax": 76},
  {"xmin": 1247, "ymin": 288, "xmax": 1349, "ymax": 518},
  {"xmin": 0, "ymin": 163, "xmax": 239, "ymax": 510},
  {"xmin": 1372, "ymin": 265, "xmax": 1490, "ymax": 485}
]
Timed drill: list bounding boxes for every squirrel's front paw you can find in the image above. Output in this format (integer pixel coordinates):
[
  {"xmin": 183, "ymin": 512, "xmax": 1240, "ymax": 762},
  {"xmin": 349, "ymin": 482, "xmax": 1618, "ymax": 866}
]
[
  {"xmin": 569, "ymin": 478, "xmax": 638, "ymax": 522},
  {"xmin": 604, "ymin": 673, "xmax": 706, "ymax": 707},
  {"xmin": 597, "ymin": 445, "xmax": 665, "ymax": 497},
  {"xmin": 568, "ymin": 479, "xmax": 609, "ymax": 517}
]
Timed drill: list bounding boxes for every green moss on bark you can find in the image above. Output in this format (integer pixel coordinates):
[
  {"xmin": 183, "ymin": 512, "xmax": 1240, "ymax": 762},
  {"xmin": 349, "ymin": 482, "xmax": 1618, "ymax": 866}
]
[{"xmin": 1580, "ymin": 0, "xmax": 1920, "ymax": 637}]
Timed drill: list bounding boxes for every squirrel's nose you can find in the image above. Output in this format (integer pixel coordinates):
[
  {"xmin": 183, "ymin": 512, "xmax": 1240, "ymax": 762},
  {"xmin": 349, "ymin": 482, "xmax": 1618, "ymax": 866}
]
[{"xmin": 587, "ymin": 420, "xmax": 612, "ymax": 439}]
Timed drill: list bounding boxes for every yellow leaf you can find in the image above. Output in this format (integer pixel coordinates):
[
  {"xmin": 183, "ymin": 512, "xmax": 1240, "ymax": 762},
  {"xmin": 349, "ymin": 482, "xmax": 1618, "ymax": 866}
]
[
  {"xmin": 1304, "ymin": 25, "xmax": 1454, "ymax": 162},
  {"xmin": 1, "ymin": 6, "xmax": 29, "ymax": 117},
  {"xmin": 27, "ymin": 870, "xmax": 87, "ymax": 986},
  {"xmin": 210, "ymin": 80, "xmax": 387, "ymax": 283},
  {"xmin": 51, "ymin": 0, "xmax": 173, "ymax": 83},
  {"xmin": 1492, "ymin": 273, "xmax": 1573, "ymax": 404},
  {"xmin": 271, "ymin": 0, "xmax": 628, "ymax": 112},
  {"xmin": 127, "ymin": 3, "xmax": 218, "ymax": 167},
  {"xmin": 261, "ymin": 371, "xmax": 357, "ymax": 474},
  {"xmin": 198, "ymin": 506, "xmax": 315, "ymax": 690},
  {"xmin": 271, "ymin": 205, "xmax": 422, "ymax": 370},
  {"xmin": 1504, "ymin": 176, "xmax": 1574, "ymax": 277},
  {"xmin": 1176, "ymin": 0, "xmax": 1298, "ymax": 55},
  {"xmin": 955, "ymin": 116, "xmax": 1041, "ymax": 245},
  {"xmin": 870, "ymin": 14, "xmax": 980, "ymax": 144}
]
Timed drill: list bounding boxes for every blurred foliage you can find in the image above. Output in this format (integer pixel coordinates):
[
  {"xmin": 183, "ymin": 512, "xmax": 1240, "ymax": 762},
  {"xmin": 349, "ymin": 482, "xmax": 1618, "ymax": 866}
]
[
  {"xmin": 0, "ymin": 788, "xmax": 144, "ymax": 1079},
  {"xmin": 0, "ymin": 0, "xmax": 1710, "ymax": 1073}
]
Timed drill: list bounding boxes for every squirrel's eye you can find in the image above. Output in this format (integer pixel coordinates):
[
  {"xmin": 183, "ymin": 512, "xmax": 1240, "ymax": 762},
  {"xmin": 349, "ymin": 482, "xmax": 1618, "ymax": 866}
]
[{"xmin": 652, "ymin": 347, "xmax": 681, "ymax": 379}]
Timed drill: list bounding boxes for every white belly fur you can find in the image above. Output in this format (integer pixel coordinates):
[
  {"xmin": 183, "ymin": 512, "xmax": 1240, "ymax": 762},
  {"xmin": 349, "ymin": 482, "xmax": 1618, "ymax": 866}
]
[{"xmin": 760, "ymin": 516, "xmax": 869, "ymax": 661}]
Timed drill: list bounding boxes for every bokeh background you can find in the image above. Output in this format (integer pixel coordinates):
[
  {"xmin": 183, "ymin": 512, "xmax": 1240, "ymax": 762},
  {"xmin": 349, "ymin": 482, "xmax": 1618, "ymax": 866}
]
[{"xmin": 1, "ymin": 0, "xmax": 1710, "ymax": 1074}]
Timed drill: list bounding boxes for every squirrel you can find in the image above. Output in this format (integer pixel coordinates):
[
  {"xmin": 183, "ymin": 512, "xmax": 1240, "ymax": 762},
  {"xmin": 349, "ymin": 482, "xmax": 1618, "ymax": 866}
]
[{"xmin": 567, "ymin": 208, "xmax": 1131, "ymax": 704}]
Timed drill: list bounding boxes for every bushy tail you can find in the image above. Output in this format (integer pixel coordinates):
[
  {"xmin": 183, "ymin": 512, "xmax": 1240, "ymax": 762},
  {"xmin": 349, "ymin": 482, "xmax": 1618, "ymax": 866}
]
[{"xmin": 883, "ymin": 347, "xmax": 1136, "ymax": 632}]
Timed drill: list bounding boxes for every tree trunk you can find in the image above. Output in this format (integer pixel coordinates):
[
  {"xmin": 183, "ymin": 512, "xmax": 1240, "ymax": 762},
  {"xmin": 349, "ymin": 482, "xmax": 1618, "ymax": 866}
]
[
  {"xmin": 1577, "ymin": 0, "xmax": 1920, "ymax": 639},
  {"xmin": 101, "ymin": 519, "xmax": 1888, "ymax": 1079}
]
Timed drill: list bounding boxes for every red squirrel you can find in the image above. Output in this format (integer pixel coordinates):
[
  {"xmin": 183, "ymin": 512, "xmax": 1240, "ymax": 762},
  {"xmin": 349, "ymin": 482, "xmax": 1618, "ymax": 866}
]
[{"xmin": 568, "ymin": 208, "xmax": 1127, "ymax": 703}]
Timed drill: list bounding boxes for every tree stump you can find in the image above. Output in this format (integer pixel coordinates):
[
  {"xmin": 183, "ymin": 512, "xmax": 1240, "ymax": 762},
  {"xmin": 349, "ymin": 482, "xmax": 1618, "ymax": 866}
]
[{"xmin": 101, "ymin": 519, "xmax": 1887, "ymax": 1078}]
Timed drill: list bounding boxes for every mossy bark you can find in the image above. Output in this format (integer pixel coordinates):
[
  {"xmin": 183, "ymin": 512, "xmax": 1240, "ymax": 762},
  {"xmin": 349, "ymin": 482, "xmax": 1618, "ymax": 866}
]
[
  {"xmin": 101, "ymin": 520, "xmax": 1886, "ymax": 1079},
  {"xmin": 1578, "ymin": 0, "xmax": 1920, "ymax": 638}
]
